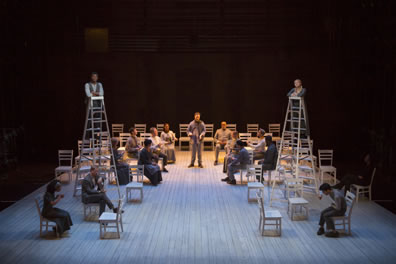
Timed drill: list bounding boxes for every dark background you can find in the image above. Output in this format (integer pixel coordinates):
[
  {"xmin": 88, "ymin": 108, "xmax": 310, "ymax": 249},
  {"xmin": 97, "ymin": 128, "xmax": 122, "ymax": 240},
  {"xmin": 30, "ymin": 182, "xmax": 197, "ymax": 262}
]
[{"xmin": 0, "ymin": 0, "xmax": 395, "ymax": 211}]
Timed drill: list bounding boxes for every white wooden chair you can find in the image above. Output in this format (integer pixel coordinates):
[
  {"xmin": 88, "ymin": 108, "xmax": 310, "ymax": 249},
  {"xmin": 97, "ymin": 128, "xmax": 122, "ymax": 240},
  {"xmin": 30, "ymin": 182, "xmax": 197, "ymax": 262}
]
[
  {"xmin": 75, "ymin": 140, "xmax": 92, "ymax": 166},
  {"xmin": 55, "ymin": 150, "xmax": 73, "ymax": 182},
  {"xmin": 268, "ymin": 123, "xmax": 281, "ymax": 137},
  {"xmin": 179, "ymin": 124, "xmax": 190, "ymax": 150},
  {"xmin": 239, "ymin": 133, "xmax": 252, "ymax": 143},
  {"xmin": 235, "ymin": 149, "xmax": 254, "ymax": 184},
  {"xmin": 247, "ymin": 124, "xmax": 259, "ymax": 137},
  {"xmin": 118, "ymin": 133, "xmax": 130, "ymax": 151},
  {"xmin": 99, "ymin": 199, "xmax": 123, "ymax": 239},
  {"xmin": 257, "ymin": 190, "xmax": 282, "ymax": 236},
  {"xmin": 226, "ymin": 124, "xmax": 237, "ymax": 131},
  {"xmin": 318, "ymin": 149, "xmax": 337, "ymax": 184},
  {"xmin": 156, "ymin": 124, "xmax": 164, "ymax": 134},
  {"xmin": 286, "ymin": 178, "xmax": 309, "ymax": 220},
  {"xmin": 126, "ymin": 165, "xmax": 144, "ymax": 203},
  {"xmin": 330, "ymin": 191, "xmax": 356, "ymax": 235},
  {"xmin": 134, "ymin": 124, "xmax": 147, "ymax": 136},
  {"xmin": 83, "ymin": 202, "xmax": 100, "ymax": 220},
  {"xmin": 139, "ymin": 132, "xmax": 151, "ymax": 145},
  {"xmin": 351, "ymin": 168, "xmax": 376, "ymax": 202},
  {"xmin": 112, "ymin": 123, "xmax": 124, "ymax": 138},
  {"xmin": 247, "ymin": 165, "xmax": 264, "ymax": 202},
  {"xmin": 34, "ymin": 196, "xmax": 59, "ymax": 238},
  {"xmin": 203, "ymin": 124, "xmax": 215, "ymax": 150}
]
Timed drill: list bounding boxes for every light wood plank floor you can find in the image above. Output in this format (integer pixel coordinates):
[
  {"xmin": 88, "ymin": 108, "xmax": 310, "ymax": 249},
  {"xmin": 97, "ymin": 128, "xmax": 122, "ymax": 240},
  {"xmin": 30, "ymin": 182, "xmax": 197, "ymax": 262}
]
[{"xmin": 0, "ymin": 151, "xmax": 395, "ymax": 264}]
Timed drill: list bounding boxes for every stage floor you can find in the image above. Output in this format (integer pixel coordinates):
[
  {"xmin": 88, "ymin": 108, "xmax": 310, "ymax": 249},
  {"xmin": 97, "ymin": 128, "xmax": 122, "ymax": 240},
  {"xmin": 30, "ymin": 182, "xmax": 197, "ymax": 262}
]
[{"xmin": 0, "ymin": 151, "xmax": 395, "ymax": 264}]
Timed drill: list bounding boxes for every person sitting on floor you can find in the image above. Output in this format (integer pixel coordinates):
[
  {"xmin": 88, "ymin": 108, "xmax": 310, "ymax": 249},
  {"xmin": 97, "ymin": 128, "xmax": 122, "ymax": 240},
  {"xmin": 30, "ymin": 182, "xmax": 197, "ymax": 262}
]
[
  {"xmin": 214, "ymin": 121, "xmax": 232, "ymax": 166},
  {"xmin": 125, "ymin": 127, "xmax": 142, "ymax": 159},
  {"xmin": 149, "ymin": 127, "xmax": 169, "ymax": 172},
  {"xmin": 257, "ymin": 135, "xmax": 278, "ymax": 183},
  {"xmin": 42, "ymin": 180, "xmax": 73, "ymax": 237},
  {"xmin": 248, "ymin": 128, "xmax": 266, "ymax": 162},
  {"xmin": 110, "ymin": 137, "xmax": 130, "ymax": 185},
  {"xmin": 223, "ymin": 131, "xmax": 239, "ymax": 173},
  {"xmin": 317, "ymin": 183, "xmax": 347, "ymax": 238},
  {"xmin": 160, "ymin": 123, "xmax": 177, "ymax": 163},
  {"xmin": 221, "ymin": 140, "xmax": 250, "ymax": 185},
  {"xmin": 82, "ymin": 166, "xmax": 121, "ymax": 216},
  {"xmin": 332, "ymin": 152, "xmax": 375, "ymax": 195},
  {"xmin": 138, "ymin": 139, "xmax": 163, "ymax": 186}
]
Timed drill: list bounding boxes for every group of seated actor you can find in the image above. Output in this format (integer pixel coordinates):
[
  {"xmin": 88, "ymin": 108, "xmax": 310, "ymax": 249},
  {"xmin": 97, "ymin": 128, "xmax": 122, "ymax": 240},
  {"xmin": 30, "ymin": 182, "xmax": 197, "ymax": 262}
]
[
  {"xmin": 42, "ymin": 180, "xmax": 73, "ymax": 236},
  {"xmin": 138, "ymin": 139, "xmax": 163, "ymax": 186},
  {"xmin": 221, "ymin": 140, "xmax": 250, "ymax": 185}
]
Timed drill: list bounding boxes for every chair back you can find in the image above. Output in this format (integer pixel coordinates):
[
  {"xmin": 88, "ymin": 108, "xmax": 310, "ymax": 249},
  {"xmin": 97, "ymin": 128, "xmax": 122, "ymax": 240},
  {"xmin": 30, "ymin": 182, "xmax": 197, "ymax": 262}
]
[
  {"xmin": 226, "ymin": 124, "xmax": 237, "ymax": 131},
  {"xmin": 34, "ymin": 196, "xmax": 44, "ymax": 220},
  {"xmin": 318, "ymin": 149, "xmax": 333, "ymax": 167},
  {"xmin": 58, "ymin": 150, "xmax": 73, "ymax": 167},
  {"xmin": 268, "ymin": 123, "xmax": 281, "ymax": 136},
  {"xmin": 179, "ymin": 124, "xmax": 189, "ymax": 137},
  {"xmin": 239, "ymin": 133, "xmax": 252, "ymax": 143},
  {"xmin": 134, "ymin": 124, "xmax": 147, "ymax": 136},
  {"xmin": 116, "ymin": 199, "xmax": 123, "ymax": 221},
  {"xmin": 286, "ymin": 178, "xmax": 304, "ymax": 197},
  {"xmin": 256, "ymin": 190, "xmax": 265, "ymax": 218},
  {"xmin": 156, "ymin": 124, "xmax": 164, "ymax": 134},
  {"xmin": 369, "ymin": 168, "xmax": 377, "ymax": 186},
  {"xmin": 247, "ymin": 149, "xmax": 254, "ymax": 165},
  {"xmin": 129, "ymin": 165, "xmax": 144, "ymax": 182},
  {"xmin": 249, "ymin": 164, "xmax": 263, "ymax": 180},
  {"xmin": 205, "ymin": 124, "xmax": 214, "ymax": 137},
  {"xmin": 140, "ymin": 133, "xmax": 151, "ymax": 144},
  {"xmin": 247, "ymin": 124, "xmax": 259, "ymax": 136},
  {"xmin": 112, "ymin": 124, "xmax": 124, "ymax": 137},
  {"xmin": 345, "ymin": 191, "xmax": 356, "ymax": 219},
  {"xmin": 119, "ymin": 133, "xmax": 130, "ymax": 147}
]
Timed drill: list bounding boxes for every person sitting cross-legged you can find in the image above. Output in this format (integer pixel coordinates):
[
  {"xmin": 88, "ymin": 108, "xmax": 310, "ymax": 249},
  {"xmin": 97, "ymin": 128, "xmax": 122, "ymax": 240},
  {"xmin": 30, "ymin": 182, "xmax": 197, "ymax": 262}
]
[
  {"xmin": 317, "ymin": 183, "xmax": 347, "ymax": 238},
  {"xmin": 221, "ymin": 140, "xmax": 250, "ymax": 185}
]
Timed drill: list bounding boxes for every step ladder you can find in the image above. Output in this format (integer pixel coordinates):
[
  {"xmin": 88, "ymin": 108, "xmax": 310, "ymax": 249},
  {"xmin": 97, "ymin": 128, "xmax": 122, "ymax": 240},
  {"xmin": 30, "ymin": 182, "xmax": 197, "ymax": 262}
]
[
  {"xmin": 270, "ymin": 96, "xmax": 318, "ymax": 205},
  {"xmin": 73, "ymin": 96, "xmax": 120, "ymax": 198}
]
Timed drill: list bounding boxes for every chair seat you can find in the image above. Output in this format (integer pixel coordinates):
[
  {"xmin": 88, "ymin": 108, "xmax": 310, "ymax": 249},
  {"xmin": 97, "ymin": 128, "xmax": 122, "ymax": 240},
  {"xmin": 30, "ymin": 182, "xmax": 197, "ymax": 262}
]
[
  {"xmin": 55, "ymin": 166, "xmax": 72, "ymax": 171},
  {"xmin": 99, "ymin": 212, "xmax": 117, "ymax": 221},
  {"xmin": 289, "ymin": 197, "xmax": 309, "ymax": 205},
  {"xmin": 118, "ymin": 147, "xmax": 125, "ymax": 151},
  {"xmin": 265, "ymin": 210, "xmax": 282, "ymax": 218},
  {"xmin": 320, "ymin": 166, "xmax": 336, "ymax": 172},
  {"xmin": 298, "ymin": 165, "xmax": 314, "ymax": 171},
  {"xmin": 179, "ymin": 137, "xmax": 190, "ymax": 141},
  {"xmin": 351, "ymin": 184, "xmax": 369, "ymax": 189},
  {"xmin": 126, "ymin": 182, "xmax": 143, "ymax": 188},
  {"xmin": 248, "ymin": 182, "xmax": 264, "ymax": 188},
  {"xmin": 330, "ymin": 215, "xmax": 347, "ymax": 220},
  {"xmin": 203, "ymin": 137, "xmax": 214, "ymax": 142}
]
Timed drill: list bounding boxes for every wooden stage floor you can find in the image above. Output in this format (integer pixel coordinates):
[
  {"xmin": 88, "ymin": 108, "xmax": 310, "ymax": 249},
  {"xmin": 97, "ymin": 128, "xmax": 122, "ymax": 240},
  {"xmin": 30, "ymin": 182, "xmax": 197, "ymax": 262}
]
[{"xmin": 0, "ymin": 151, "xmax": 395, "ymax": 264}]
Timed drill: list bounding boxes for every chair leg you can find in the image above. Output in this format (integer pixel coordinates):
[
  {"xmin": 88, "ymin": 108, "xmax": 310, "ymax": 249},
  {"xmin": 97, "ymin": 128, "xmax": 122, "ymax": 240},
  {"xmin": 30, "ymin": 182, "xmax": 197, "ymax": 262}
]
[
  {"xmin": 120, "ymin": 215, "xmax": 124, "ymax": 232},
  {"xmin": 99, "ymin": 222, "xmax": 102, "ymax": 238},
  {"xmin": 116, "ymin": 223, "xmax": 120, "ymax": 238},
  {"xmin": 369, "ymin": 187, "xmax": 372, "ymax": 200}
]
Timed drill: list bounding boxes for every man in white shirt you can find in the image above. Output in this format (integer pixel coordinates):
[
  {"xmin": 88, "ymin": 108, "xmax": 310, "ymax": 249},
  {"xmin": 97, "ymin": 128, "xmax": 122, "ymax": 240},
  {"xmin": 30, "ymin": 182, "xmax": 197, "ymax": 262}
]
[
  {"xmin": 85, "ymin": 72, "xmax": 104, "ymax": 99},
  {"xmin": 248, "ymin": 128, "xmax": 266, "ymax": 162},
  {"xmin": 149, "ymin": 127, "xmax": 169, "ymax": 172}
]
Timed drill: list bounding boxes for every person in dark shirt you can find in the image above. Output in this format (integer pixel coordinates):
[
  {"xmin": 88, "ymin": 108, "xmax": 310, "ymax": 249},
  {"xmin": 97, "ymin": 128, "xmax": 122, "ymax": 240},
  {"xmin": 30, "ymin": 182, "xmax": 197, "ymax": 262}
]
[
  {"xmin": 42, "ymin": 180, "xmax": 73, "ymax": 236},
  {"xmin": 111, "ymin": 138, "xmax": 130, "ymax": 185},
  {"xmin": 257, "ymin": 135, "xmax": 278, "ymax": 183},
  {"xmin": 222, "ymin": 140, "xmax": 250, "ymax": 185},
  {"xmin": 138, "ymin": 139, "xmax": 163, "ymax": 186}
]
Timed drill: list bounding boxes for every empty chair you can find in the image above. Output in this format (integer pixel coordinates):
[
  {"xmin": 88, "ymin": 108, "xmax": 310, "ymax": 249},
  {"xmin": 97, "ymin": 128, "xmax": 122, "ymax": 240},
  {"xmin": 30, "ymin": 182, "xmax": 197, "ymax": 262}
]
[
  {"xmin": 75, "ymin": 140, "xmax": 92, "ymax": 166},
  {"xmin": 99, "ymin": 199, "xmax": 123, "ymax": 239},
  {"xmin": 247, "ymin": 165, "xmax": 264, "ymax": 202},
  {"xmin": 112, "ymin": 124, "xmax": 124, "ymax": 138},
  {"xmin": 139, "ymin": 132, "xmax": 151, "ymax": 145},
  {"xmin": 257, "ymin": 190, "xmax": 282, "ymax": 236},
  {"xmin": 247, "ymin": 124, "xmax": 259, "ymax": 137},
  {"xmin": 55, "ymin": 150, "xmax": 73, "ymax": 182},
  {"xmin": 318, "ymin": 149, "xmax": 337, "ymax": 184},
  {"xmin": 156, "ymin": 124, "xmax": 164, "ymax": 134},
  {"xmin": 226, "ymin": 124, "xmax": 237, "ymax": 131},
  {"xmin": 179, "ymin": 124, "xmax": 190, "ymax": 150},
  {"xmin": 203, "ymin": 124, "xmax": 215, "ymax": 150},
  {"xmin": 330, "ymin": 191, "xmax": 356, "ymax": 235},
  {"xmin": 286, "ymin": 178, "xmax": 309, "ymax": 220},
  {"xmin": 239, "ymin": 133, "xmax": 252, "ymax": 143},
  {"xmin": 118, "ymin": 132, "xmax": 130, "ymax": 151},
  {"xmin": 134, "ymin": 124, "xmax": 146, "ymax": 136},
  {"xmin": 34, "ymin": 196, "xmax": 59, "ymax": 238},
  {"xmin": 350, "ymin": 168, "xmax": 376, "ymax": 202},
  {"xmin": 268, "ymin": 124, "xmax": 281, "ymax": 137},
  {"xmin": 126, "ymin": 165, "xmax": 144, "ymax": 203}
]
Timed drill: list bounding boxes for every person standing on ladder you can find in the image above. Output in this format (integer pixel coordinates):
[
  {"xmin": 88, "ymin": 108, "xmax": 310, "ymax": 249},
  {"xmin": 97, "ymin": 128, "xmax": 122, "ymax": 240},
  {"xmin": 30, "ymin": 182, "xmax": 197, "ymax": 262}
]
[
  {"xmin": 287, "ymin": 79, "xmax": 309, "ymax": 137},
  {"xmin": 85, "ymin": 72, "xmax": 104, "ymax": 100}
]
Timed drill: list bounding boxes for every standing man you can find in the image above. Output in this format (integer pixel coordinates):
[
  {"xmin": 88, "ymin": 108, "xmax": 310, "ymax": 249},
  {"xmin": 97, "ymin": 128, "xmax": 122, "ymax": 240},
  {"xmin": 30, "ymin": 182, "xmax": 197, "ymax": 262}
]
[
  {"xmin": 214, "ymin": 121, "xmax": 232, "ymax": 166},
  {"xmin": 85, "ymin": 72, "xmax": 104, "ymax": 99},
  {"xmin": 187, "ymin": 112, "xmax": 206, "ymax": 168}
]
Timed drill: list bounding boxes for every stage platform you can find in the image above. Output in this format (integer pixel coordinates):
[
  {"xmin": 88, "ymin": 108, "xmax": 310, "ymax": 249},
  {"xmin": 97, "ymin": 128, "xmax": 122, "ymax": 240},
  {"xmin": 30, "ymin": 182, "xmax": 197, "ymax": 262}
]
[{"xmin": 0, "ymin": 151, "xmax": 395, "ymax": 264}]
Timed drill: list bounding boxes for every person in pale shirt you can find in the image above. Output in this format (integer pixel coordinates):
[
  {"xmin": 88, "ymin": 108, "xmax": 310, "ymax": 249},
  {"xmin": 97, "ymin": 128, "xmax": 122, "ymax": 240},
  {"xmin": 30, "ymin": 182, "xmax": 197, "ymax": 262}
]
[
  {"xmin": 149, "ymin": 127, "xmax": 169, "ymax": 172},
  {"xmin": 248, "ymin": 128, "xmax": 266, "ymax": 162},
  {"xmin": 125, "ymin": 127, "xmax": 142, "ymax": 158},
  {"xmin": 85, "ymin": 72, "xmax": 104, "ymax": 98},
  {"xmin": 214, "ymin": 121, "xmax": 232, "ymax": 165},
  {"xmin": 287, "ymin": 78, "xmax": 309, "ymax": 136},
  {"xmin": 223, "ymin": 131, "xmax": 239, "ymax": 173},
  {"xmin": 160, "ymin": 123, "xmax": 177, "ymax": 163},
  {"xmin": 187, "ymin": 112, "xmax": 206, "ymax": 168}
]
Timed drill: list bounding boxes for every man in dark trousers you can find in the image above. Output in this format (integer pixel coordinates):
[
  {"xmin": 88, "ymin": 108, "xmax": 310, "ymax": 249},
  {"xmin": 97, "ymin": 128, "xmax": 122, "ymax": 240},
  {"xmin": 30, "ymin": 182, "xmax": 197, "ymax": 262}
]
[
  {"xmin": 222, "ymin": 140, "xmax": 250, "ymax": 185},
  {"xmin": 187, "ymin": 112, "xmax": 206, "ymax": 168},
  {"xmin": 257, "ymin": 135, "xmax": 278, "ymax": 183}
]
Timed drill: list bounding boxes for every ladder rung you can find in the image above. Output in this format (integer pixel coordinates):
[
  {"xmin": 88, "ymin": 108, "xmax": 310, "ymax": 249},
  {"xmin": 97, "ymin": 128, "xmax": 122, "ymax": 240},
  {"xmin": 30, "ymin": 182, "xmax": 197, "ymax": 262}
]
[
  {"xmin": 93, "ymin": 120, "xmax": 106, "ymax": 123},
  {"xmin": 87, "ymin": 128, "xmax": 101, "ymax": 131}
]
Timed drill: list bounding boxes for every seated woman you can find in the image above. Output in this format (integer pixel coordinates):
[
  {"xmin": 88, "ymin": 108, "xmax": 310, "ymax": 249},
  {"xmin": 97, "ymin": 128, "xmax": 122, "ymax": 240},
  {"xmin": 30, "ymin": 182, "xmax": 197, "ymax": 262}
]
[
  {"xmin": 42, "ymin": 180, "xmax": 73, "ymax": 236},
  {"xmin": 138, "ymin": 139, "xmax": 163, "ymax": 186},
  {"xmin": 160, "ymin": 123, "xmax": 177, "ymax": 163},
  {"xmin": 111, "ymin": 138, "xmax": 130, "ymax": 185}
]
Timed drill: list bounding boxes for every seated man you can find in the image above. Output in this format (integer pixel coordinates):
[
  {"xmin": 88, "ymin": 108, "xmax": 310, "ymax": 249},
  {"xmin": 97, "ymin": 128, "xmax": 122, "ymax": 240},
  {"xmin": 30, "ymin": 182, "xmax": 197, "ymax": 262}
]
[
  {"xmin": 149, "ymin": 127, "xmax": 169, "ymax": 172},
  {"xmin": 223, "ymin": 131, "xmax": 239, "ymax": 173},
  {"xmin": 138, "ymin": 139, "xmax": 163, "ymax": 186},
  {"xmin": 81, "ymin": 166, "xmax": 120, "ymax": 216},
  {"xmin": 332, "ymin": 152, "xmax": 374, "ymax": 194},
  {"xmin": 221, "ymin": 140, "xmax": 250, "ymax": 185},
  {"xmin": 248, "ymin": 128, "xmax": 266, "ymax": 162},
  {"xmin": 214, "ymin": 121, "xmax": 232, "ymax": 165},
  {"xmin": 125, "ymin": 127, "xmax": 142, "ymax": 158},
  {"xmin": 257, "ymin": 135, "xmax": 278, "ymax": 182},
  {"xmin": 317, "ymin": 183, "xmax": 347, "ymax": 238}
]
